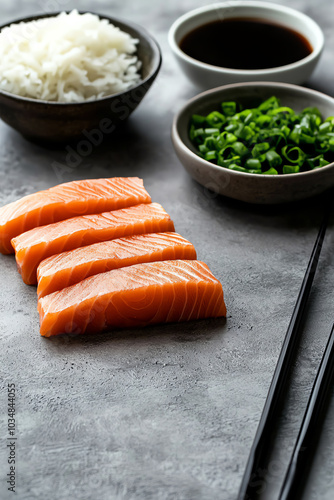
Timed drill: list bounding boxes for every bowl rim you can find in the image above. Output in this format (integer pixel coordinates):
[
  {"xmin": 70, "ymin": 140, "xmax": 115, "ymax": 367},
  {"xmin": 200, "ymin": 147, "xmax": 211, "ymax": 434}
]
[
  {"xmin": 172, "ymin": 81, "xmax": 334, "ymax": 180},
  {"xmin": 168, "ymin": 1, "xmax": 324, "ymax": 76},
  {"xmin": 0, "ymin": 10, "xmax": 162, "ymax": 106}
]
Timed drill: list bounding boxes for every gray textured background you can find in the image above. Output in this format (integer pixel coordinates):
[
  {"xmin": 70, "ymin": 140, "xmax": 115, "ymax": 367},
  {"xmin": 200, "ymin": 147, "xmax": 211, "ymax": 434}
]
[{"xmin": 1, "ymin": 0, "xmax": 334, "ymax": 499}]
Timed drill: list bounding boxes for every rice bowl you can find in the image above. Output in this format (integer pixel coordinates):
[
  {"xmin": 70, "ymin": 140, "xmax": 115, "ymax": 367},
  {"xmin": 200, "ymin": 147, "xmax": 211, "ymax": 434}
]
[
  {"xmin": 0, "ymin": 10, "xmax": 142, "ymax": 102},
  {"xmin": 0, "ymin": 12, "xmax": 161, "ymax": 143}
]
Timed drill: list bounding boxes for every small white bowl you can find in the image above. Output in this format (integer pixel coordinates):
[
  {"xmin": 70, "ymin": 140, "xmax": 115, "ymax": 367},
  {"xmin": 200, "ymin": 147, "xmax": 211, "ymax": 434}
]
[
  {"xmin": 171, "ymin": 82, "xmax": 334, "ymax": 205},
  {"xmin": 168, "ymin": 1, "xmax": 324, "ymax": 89}
]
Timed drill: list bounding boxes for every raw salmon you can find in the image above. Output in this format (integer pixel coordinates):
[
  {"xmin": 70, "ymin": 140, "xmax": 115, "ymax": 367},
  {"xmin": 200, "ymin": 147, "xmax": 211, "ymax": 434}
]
[
  {"xmin": 38, "ymin": 260, "xmax": 226, "ymax": 337},
  {"xmin": 12, "ymin": 203, "xmax": 175, "ymax": 286},
  {"xmin": 0, "ymin": 177, "xmax": 151, "ymax": 254},
  {"xmin": 37, "ymin": 232, "xmax": 197, "ymax": 299}
]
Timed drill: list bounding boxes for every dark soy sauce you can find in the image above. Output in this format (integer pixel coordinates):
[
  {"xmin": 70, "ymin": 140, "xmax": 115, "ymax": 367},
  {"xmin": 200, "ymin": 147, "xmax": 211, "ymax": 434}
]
[{"xmin": 179, "ymin": 18, "xmax": 313, "ymax": 70}]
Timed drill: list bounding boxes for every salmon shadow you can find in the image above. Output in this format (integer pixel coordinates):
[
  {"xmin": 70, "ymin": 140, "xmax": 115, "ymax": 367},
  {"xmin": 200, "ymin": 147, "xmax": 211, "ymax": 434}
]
[{"xmin": 43, "ymin": 317, "xmax": 227, "ymax": 348}]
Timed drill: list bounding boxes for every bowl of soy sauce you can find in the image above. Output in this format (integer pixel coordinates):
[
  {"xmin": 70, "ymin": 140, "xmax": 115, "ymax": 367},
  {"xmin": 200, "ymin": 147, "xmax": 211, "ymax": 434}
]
[{"xmin": 168, "ymin": 1, "xmax": 324, "ymax": 89}]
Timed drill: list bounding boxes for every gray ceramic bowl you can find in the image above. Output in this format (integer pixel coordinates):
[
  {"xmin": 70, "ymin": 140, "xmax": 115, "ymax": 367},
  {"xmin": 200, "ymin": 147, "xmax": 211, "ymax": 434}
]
[
  {"xmin": 168, "ymin": 1, "xmax": 324, "ymax": 89},
  {"xmin": 172, "ymin": 82, "xmax": 334, "ymax": 204},
  {"xmin": 0, "ymin": 12, "xmax": 161, "ymax": 144}
]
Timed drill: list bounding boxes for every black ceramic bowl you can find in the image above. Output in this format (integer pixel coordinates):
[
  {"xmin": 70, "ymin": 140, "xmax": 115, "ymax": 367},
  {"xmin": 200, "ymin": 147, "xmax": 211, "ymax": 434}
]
[{"xmin": 0, "ymin": 12, "xmax": 162, "ymax": 144}]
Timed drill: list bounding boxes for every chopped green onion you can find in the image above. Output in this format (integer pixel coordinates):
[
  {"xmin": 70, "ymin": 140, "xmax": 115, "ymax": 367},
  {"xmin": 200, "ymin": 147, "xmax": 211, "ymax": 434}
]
[
  {"xmin": 252, "ymin": 142, "xmax": 270, "ymax": 158},
  {"xmin": 189, "ymin": 124, "xmax": 196, "ymax": 141},
  {"xmin": 317, "ymin": 158, "xmax": 329, "ymax": 168},
  {"xmin": 307, "ymin": 155, "xmax": 329, "ymax": 169},
  {"xmin": 231, "ymin": 141, "xmax": 249, "ymax": 157},
  {"xmin": 283, "ymin": 165, "xmax": 300, "ymax": 174},
  {"xmin": 193, "ymin": 128, "xmax": 204, "ymax": 139},
  {"xmin": 301, "ymin": 107, "xmax": 322, "ymax": 118},
  {"xmin": 189, "ymin": 96, "xmax": 334, "ymax": 175},
  {"xmin": 215, "ymin": 132, "xmax": 237, "ymax": 150},
  {"xmin": 245, "ymin": 158, "xmax": 261, "ymax": 170},
  {"xmin": 268, "ymin": 106, "xmax": 294, "ymax": 116},
  {"xmin": 192, "ymin": 114, "xmax": 206, "ymax": 125},
  {"xmin": 218, "ymin": 156, "xmax": 240, "ymax": 168},
  {"xmin": 198, "ymin": 144, "xmax": 208, "ymax": 154},
  {"xmin": 265, "ymin": 150, "xmax": 282, "ymax": 169},
  {"xmin": 204, "ymin": 128, "xmax": 220, "ymax": 137},
  {"xmin": 228, "ymin": 164, "xmax": 248, "ymax": 172},
  {"xmin": 244, "ymin": 112, "xmax": 256, "ymax": 125},
  {"xmin": 205, "ymin": 151, "xmax": 217, "ymax": 161},
  {"xmin": 206, "ymin": 111, "xmax": 226, "ymax": 128},
  {"xmin": 225, "ymin": 122, "xmax": 238, "ymax": 132},
  {"xmin": 255, "ymin": 115, "xmax": 272, "ymax": 127},
  {"xmin": 280, "ymin": 125, "xmax": 290, "ymax": 138},
  {"xmin": 222, "ymin": 101, "xmax": 237, "ymax": 116},
  {"xmin": 281, "ymin": 146, "xmax": 306, "ymax": 165},
  {"xmin": 248, "ymin": 169, "xmax": 262, "ymax": 174},
  {"xmin": 262, "ymin": 167, "xmax": 278, "ymax": 175},
  {"xmin": 204, "ymin": 136, "xmax": 216, "ymax": 150},
  {"xmin": 258, "ymin": 96, "xmax": 280, "ymax": 111},
  {"xmin": 234, "ymin": 123, "xmax": 254, "ymax": 141}
]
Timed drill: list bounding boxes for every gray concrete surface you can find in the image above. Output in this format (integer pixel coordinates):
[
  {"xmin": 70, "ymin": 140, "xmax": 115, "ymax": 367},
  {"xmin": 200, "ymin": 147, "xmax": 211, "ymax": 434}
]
[{"xmin": 1, "ymin": 1, "xmax": 334, "ymax": 499}]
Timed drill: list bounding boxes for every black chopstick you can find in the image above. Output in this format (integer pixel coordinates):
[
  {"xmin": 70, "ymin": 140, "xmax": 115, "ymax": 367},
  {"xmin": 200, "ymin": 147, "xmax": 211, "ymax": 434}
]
[
  {"xmin": 278, "ymin": 322, "xmax": 334, "ymax": 500},
  {"xmin": 238, "ymin": 203, "xmax": 331, "ymax": 500}
]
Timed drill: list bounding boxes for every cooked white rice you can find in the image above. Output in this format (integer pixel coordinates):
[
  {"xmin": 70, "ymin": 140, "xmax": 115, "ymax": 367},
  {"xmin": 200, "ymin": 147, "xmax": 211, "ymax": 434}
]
[{"xmin": 0, "ymin": 10, "xmax": 142, "ymax": 102}]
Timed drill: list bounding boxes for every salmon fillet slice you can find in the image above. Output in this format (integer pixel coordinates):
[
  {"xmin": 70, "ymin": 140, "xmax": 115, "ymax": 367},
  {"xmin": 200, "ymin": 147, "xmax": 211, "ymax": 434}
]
[
  {"xmin": 38, "ymin": 260, "xmax": 226, "ymax": 337},
  {"xmin": 0, "ymin": 177, "xmax": 151, "ymax": 254},
  {"xmin": 12, "ymin": 203, "xmax": 174, "ymax": 286},
  {"xmin": 37, "ymin": 232, "xmax": 197, "ymax": 299}
]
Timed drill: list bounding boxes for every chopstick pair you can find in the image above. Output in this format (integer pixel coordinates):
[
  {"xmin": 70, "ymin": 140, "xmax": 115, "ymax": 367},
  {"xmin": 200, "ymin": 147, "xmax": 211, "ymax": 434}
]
[
  {"xmin": 278, "ymin": 321, "xmax": 334, "ymax": 499},
  {"xmin": 238, "ymin": 196, "xmax": 333, "ymax": 500}
]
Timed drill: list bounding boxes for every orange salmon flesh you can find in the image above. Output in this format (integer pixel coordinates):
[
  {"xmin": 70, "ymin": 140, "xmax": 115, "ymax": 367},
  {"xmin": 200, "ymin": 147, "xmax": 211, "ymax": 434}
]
[
  {"xmin": 0, "ymin": 177, "xmax": 151, "ymax": 254},
  {"xmin": 38, "ymin": 260, "xmax": 226, "ymax": 337},
  {"xmin": 37, "ymin": 232, "xmax": 197, "ymax": 298},
  {"xmin": 12, "ymin": 203, "xmax": 175, "ymax": 285}
]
